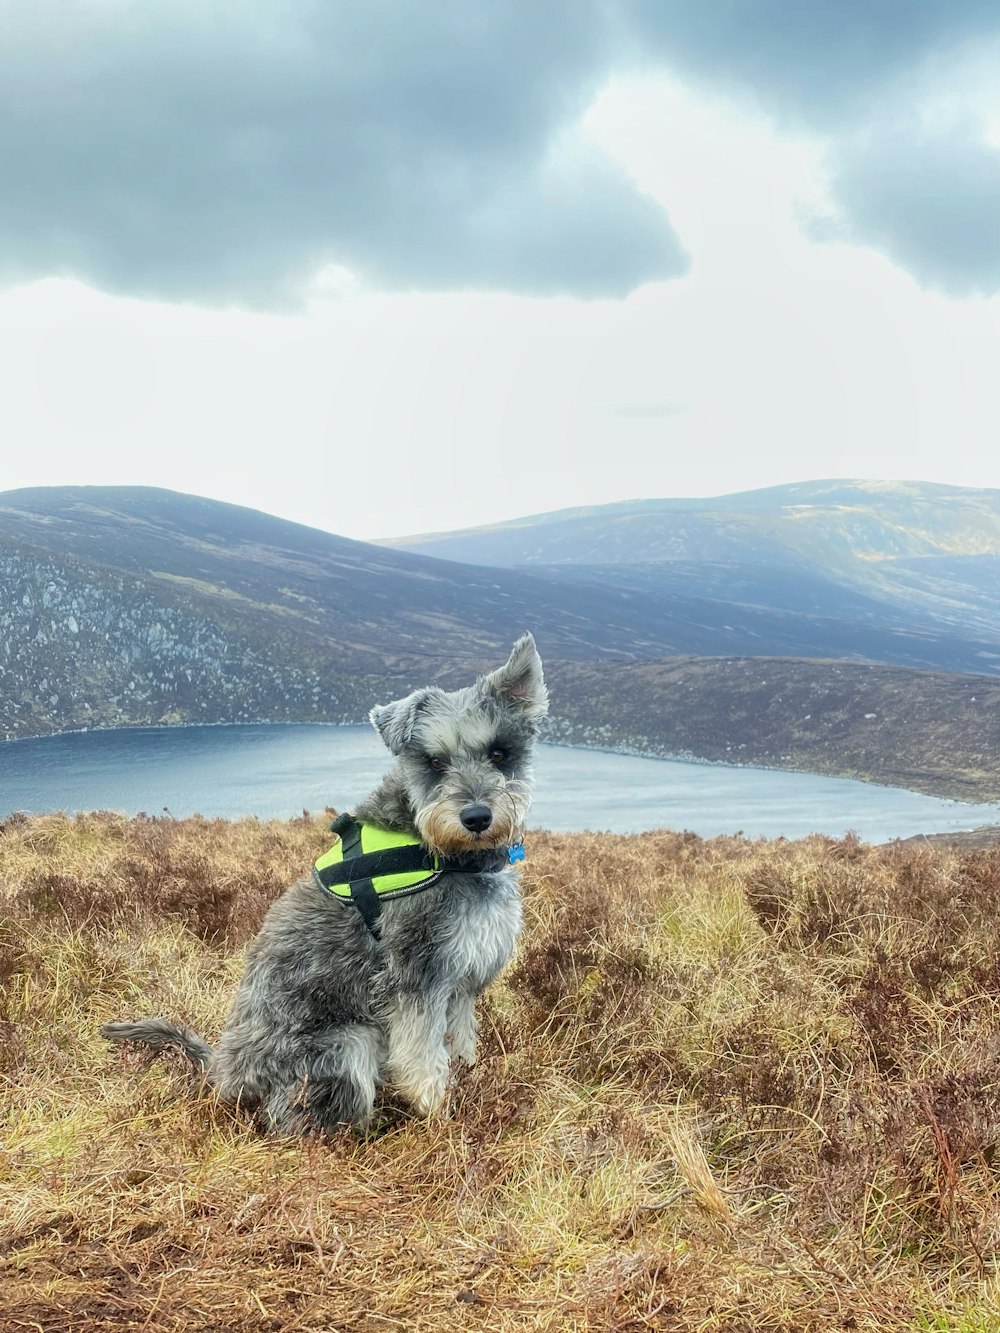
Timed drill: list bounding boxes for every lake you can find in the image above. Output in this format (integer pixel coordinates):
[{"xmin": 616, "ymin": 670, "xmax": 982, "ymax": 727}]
[{"xmin": 1, "ymin": 723, "xmax": 997, "ymax": 843}]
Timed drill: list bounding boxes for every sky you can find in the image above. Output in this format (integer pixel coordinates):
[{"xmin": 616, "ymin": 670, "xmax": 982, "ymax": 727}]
[{"xmin": 2, "ymin": 1, "xmax": 1000, "ymax": 542}]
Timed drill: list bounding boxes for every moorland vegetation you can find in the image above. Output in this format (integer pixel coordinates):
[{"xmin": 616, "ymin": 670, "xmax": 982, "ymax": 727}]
[{"xmin": 2, "ymin": 811, "xmax": 1000, "ymax": 1330}]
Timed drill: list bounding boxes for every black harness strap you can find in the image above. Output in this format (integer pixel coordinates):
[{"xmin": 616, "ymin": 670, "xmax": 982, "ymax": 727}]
[
  {"xmin": 336, "ymin": 815, "xmax": 363, "ymax": 861},
  {"xmin": 314, "ymin": 844, "xmax": 436, "ymax": 889},
  {"xmin": 333, "ymin": 816, "xmax": 384, "ymax": 937},
  {"xmin": 350, "ymin": 878, "xmax": 383, "ymax": 937}
]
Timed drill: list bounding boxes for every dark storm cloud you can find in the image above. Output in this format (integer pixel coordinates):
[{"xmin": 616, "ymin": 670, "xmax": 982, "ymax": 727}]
[
  {"xmin": 0, "ymin": 0, "xmax": 685, "ymax": 307},
  {"xmin": 4, "ymin": 1, "xmax": 1000, "ymax": 307}
]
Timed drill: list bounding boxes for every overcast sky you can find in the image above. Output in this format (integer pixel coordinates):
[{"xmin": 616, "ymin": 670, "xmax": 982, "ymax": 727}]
[{"xmin": 2, "ymin": 1, "xmax": 1000, "ymax": 541}]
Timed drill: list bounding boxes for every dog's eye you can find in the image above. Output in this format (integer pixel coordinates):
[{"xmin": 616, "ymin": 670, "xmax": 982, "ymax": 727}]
[
  {"xmin": 428, "ymin": 755, "xmax": 448, "ymax": 772},
  {"xmin": 488, "ymin": 748, "xmax": 509, "ymax": 766}
]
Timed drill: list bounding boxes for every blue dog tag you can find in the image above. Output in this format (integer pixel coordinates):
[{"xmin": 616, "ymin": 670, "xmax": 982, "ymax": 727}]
[{"xmin": 508, "ymin": 841, "xmax": 525, "ymax": 864}]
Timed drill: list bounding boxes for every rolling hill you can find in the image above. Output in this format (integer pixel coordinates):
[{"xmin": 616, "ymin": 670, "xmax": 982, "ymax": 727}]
[
  {"xmin": 382, "ymin": 479, "xmax": 1000, "ymax": 640},
  {"xmin": 2, "ymin": 483, "xmax": 1000, "ymax": 801},
  {"xmin": 544, "ymin": 655, "xmax": 1000, "ymax": 802}
]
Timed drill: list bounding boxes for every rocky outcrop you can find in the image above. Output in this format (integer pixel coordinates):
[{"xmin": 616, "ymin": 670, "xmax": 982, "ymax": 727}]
[{"xmin": 0, "ymin": 551, "xmax": 374, "ymax": 739}]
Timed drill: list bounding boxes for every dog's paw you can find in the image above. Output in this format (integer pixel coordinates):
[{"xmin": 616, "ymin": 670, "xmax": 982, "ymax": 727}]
[
  {"xmin": 410, "ymin": 1081, "xmax": 449, "ymax": 1119},
  {"xmin": 445, "ymin": 999, "xmax": 479, "ymax": 1067},
  {"xmin": 446, "ymin": 1030, "xmax": 478, "ymax": 1067},
  {"xmin": 388, "ymin": 1060, "xmax": 450, "ymax": 1119}
]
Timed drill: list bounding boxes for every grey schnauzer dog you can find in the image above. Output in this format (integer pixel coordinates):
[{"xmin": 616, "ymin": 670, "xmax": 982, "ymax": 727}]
[{"xmin": 102, "ymin": 634, "xmax": 547, "ymax": 1135}]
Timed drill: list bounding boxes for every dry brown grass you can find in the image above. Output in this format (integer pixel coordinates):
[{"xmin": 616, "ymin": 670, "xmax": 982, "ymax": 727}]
[{"xmin": 3, "ymin": 813, "xmax": 1000, "ymax": 1330}]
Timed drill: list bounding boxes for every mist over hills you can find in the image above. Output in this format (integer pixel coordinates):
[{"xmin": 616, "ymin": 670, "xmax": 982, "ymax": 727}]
[{"xmin": 2, "ymin": 482, "xmax": 999, "ymax": 801}]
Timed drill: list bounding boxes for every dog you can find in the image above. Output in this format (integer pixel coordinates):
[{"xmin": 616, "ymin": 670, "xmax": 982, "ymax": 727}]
[{"xmin": 102, "ymin": 634, "xmax": 547, "ymax": 1135}]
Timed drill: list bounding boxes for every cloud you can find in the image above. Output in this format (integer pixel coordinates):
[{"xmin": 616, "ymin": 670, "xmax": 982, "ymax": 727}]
[
  {"xmin": 618, "ymin": 1, "xmax": 1000, "ymax": 296},
  {"xmin": 829, "ymin": 120, "xmax": 1000, "ymax": 297},
  {"xmin": 0, "ymin": 0, "xmax": 685, "ymax": 308},
  {"xmin": 622, "ymin": 0, "xmax": 1000, "ymax": 123},
  {"xmin": 4, "ymin": 1, "xmax": 1000, "ymax": 307}
]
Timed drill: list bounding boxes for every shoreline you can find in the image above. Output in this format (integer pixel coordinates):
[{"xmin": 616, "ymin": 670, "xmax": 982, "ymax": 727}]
[
  {"xmin": 5, "ymin": 717, "xmax": 1000, "ymax": 811},
  {"xmin": 3, "ymin": 721, "xmax": 1000, "ymax": 841}
]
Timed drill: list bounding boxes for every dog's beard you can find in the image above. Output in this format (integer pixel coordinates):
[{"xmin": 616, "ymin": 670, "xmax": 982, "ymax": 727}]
[{"xmin": 415, "ymin": 783, "xmax": 530, "ymax": 856}]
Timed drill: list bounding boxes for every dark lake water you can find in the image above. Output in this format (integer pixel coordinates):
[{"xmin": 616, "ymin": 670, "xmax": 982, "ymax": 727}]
[{"xmin": 1, "ymin": 724, "xmax": 997, "ymax": 843}]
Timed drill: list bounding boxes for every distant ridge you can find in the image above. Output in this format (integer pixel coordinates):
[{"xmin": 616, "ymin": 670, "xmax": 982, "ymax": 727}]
[
  {"xmin": 2, "ymin": 483, "xmax": 996, "ymax": 682},
  {"xmin": 2, "ymin": 482, "xmax": 999, "ymax": 799},
  {"xmin": 379, "ymin": 478, "xmax": 1000, "ymax": 643},
  {"xmin": 378, "ymin": 478, "xmax": 1000, "ymax": 547}
]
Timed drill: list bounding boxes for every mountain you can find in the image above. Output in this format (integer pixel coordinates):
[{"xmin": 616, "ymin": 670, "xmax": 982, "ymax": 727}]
[
  {"xmin": 2, "ymin": 485, "xmax": 999, "ymax": 750},
  {"xmin": 381, "ymin": 479, "xmax": 1000, "ymax": 639},
  {"xmin": 545, "ymin": 656, "xmax": 1000, "ymax": 802},
  {"xmin": 2, "ymin": 483, "xmax": 1000, "ymax": 801}
]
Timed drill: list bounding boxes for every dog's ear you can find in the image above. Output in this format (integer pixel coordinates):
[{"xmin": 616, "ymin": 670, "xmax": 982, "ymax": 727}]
[
  {"xmin": 479, "ymin": 633, "xmax": 548, "ymax": 722},
  {"xmin": 369, "ymin": 687, "xmax": 442, "ymax": 754}
]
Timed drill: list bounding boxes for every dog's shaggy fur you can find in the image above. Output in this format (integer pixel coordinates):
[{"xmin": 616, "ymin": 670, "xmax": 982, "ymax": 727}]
[{"xmin": 102, "ymin": 635, "xmax": 547, "ymax": 1135}]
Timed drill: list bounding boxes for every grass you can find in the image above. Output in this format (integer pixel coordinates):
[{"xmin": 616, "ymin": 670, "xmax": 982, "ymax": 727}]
[{"xmin": 2, "ymin": 812, "xmax": 1000, "ymax": 1329}]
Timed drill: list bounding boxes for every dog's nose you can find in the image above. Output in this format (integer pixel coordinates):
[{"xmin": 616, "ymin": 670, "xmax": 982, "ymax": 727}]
[{"xmin": 459, "ymin": 804, "xmax": 493, "ymax": 834}]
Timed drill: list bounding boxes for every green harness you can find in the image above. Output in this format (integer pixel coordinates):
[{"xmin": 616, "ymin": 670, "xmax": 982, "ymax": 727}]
[{"xmin": 313, "ymin": 813, "xmax": 516, "ymax": 937}]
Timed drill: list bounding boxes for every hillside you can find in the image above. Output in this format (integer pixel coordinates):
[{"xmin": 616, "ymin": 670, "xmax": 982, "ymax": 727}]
[
  {"xmin": 3, "ymin": 812, "xmax": 1000, "ymax": 1330},
  {"xmin": 544, "ymin": 656, "xmax": 1000, "ymax": 802},
  {"xmin": 3, "ymin": 485, "xmax": 1000, "ymax": 747},
  {"xmin": 382, "ymin": 478, "xmax": 1000, "ymax": 640}
]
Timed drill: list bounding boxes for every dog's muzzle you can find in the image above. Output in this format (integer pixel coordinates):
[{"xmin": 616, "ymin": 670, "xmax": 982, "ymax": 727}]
[{"xmin": 459, "ymin": 803, "xmax": 493, "ymax": 834}]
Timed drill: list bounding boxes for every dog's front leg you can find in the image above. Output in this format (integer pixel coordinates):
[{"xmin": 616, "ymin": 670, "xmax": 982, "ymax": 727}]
[
  {"xmin": 385, "ymin": 991, "xmax": 450, "ymax": 1117},
  {"xmin": 446, "ymin": 987, "xmax": 478, "ymax": 1067}
]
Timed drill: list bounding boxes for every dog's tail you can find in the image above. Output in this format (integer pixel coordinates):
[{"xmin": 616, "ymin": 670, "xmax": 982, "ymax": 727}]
[{"xmin": 101, "ymin": 1018, "xmax": 215, "ymax": 1074}]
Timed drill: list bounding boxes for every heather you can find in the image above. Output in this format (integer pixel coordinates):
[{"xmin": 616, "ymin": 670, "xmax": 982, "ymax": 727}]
[{"xmin": 2, "ymin": 811, "xmax": 1000, "ymax": 1330}]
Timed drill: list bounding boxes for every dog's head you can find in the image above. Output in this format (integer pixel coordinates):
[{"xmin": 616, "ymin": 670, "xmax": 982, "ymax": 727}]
[{"xmin": 369, "ymin": 634, "xmax": 548, "ymax": 855}]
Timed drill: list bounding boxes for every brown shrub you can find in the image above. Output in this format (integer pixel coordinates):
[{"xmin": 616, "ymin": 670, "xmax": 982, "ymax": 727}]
[
  {"xmin": 1, "ymin": 811, "xmax": 330, "ymax": 946},
  {"xmin": 3, "ymin": 818, "xmax": 1000, "ymax": 1330}
]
